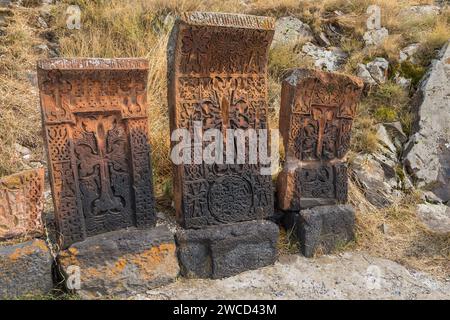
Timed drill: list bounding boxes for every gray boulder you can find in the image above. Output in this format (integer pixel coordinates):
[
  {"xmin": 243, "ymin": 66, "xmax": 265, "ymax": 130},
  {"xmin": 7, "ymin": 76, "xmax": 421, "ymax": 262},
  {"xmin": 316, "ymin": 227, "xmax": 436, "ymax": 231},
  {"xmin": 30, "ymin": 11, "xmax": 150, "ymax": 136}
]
[
  {"xmin": 271, "ymin": 16, "xmax": 314, "ymax": 47},
  {"xmin": 399, "ymin": 5, "xmax": 441, "ymax": 17},
  {"xmin": 399, "ymin": 43, "xmax": 420, "ymax": 63},
  {"xmin": 57, "ymin": 226, "xmax": 180, "ymax": 299},
  {"xmin": 301, "ymin": 42, "xmax": 347, "ymax": 71},
  {"xmin": 363, "ymin": 28, "xmax": 388, "ymax": 46},
  {"xmin": 357, "ymin": 64, "xmax": 377, "ymax": 85},
  {"xmin": 403, "ymin": 42, "xmax": 450, "ymax": 204},
  {"xmin": 357, "ymin": 58, "xmax": 389, "ymax": 84},
  {"xmin": 351, "ymin": 122, "xmax": 411, "ymax": 207},
  {"xmin": 0, "ymin": 0, "xmax": 11, "ymax": 8},
  {"xmin": 417, "ymin": 203, "xmax": 450, "ymax": 234},
  {"xmin": 351, "ymin": 154, "xmax": 397, "ymax": 208},
  {"xmin": 0, "ymin": 239, "xmax": 53, "ymax": 299}
]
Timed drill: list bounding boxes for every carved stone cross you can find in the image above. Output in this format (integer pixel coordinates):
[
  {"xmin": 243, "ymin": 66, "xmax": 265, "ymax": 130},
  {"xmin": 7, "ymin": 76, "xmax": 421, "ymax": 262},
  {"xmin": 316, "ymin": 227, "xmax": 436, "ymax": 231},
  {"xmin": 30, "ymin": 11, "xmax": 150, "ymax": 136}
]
[
  {"xmin": 168, "ymin": 12, "xmax": 275, "ymax": 228},
  {"xmin": 277, "ymin": 69, "xmax": 363, "ymax": 210},
  {"xmin": 38, "ymin": 58, "xmax": 156, "ymax": 248}
]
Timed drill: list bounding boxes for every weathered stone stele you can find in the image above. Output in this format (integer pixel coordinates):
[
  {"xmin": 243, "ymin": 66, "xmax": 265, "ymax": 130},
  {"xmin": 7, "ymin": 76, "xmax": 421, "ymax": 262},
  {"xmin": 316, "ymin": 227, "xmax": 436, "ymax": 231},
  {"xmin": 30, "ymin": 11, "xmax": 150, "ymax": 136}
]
[
  {"xmin": 167, "ymin": 12, "xmax": 275, "ymax": 228},
  {"xmin": 277, "ymin": 69, "xmax": 363, "ymax": 210},
  {"xmin": 58, "ymin": 226, "xmax": 179, "ymax": 298},
  {"xmin": 37, "ymin": 58, "xmax": 156, "ymax": 249},
  {"xmin": 0, "ymin": 168, "xmax": 45, "ymax": 240}
]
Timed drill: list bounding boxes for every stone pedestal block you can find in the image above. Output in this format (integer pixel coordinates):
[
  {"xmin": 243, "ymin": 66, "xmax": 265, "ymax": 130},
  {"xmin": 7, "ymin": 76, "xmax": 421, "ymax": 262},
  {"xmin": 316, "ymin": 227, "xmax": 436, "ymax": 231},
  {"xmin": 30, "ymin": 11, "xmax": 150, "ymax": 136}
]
[
  {"xmin": 0, "ymin": 239, "xmax": 53, "ymax": 299},
  {"xmin": 176, "ymin": 220, "xmax": 279, "ymax": 279},
  {"xmin": 57, "ymin": 226, "xmax": 179, "ymax": 299},
  {"xmin": 283, "ymin": 205, "xmax": 355, "ymax": 257}
]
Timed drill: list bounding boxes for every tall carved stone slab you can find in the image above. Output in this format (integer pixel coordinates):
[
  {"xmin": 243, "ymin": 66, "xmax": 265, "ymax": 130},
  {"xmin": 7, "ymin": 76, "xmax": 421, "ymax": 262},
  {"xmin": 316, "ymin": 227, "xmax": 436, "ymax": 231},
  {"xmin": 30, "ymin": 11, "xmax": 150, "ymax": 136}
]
[
  {"xmin": 38, "ymin": 59, "xmax": 156, "ymax": 248},
  {"xmin": 0, "ymin": 168, "xmax": 45, "ymax": 240},
  {"xmin": 168, "ymin": 12, "xmax": 275, "ymax": 228},
  {"xmin": 277, "ymin": 69, "xmax": 363, "ymax": 210}
]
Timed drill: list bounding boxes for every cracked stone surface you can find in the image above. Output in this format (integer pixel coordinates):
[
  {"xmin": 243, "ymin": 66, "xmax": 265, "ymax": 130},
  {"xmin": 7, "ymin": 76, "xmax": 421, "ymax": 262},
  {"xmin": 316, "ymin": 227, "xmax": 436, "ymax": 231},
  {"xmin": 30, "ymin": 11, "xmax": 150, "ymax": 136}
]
[{"xmin": 139, "ymin": 252, "xmax": 450, "ymax": 300}]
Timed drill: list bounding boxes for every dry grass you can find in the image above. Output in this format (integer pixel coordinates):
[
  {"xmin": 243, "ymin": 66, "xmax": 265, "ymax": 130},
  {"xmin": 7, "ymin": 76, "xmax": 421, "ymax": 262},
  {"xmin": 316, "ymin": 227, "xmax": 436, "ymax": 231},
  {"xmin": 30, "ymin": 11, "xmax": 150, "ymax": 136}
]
[
  {"xmin": 0, "ymin": 7, "xmax": 44, "ymax": 176},
  {"xmin": 348, "ymin": 181, "xmax": 450, "ymax": 279}
]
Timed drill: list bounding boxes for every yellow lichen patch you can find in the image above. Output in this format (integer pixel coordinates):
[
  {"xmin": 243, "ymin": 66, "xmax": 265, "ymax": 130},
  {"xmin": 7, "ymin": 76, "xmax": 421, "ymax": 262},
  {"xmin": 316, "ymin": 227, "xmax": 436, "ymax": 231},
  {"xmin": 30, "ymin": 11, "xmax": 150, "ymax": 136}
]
[
  {"xmin": 68, "ymin": 247, "xmax": 79, "ymax": 255},
  {"xmin": 9, "ymin": 244, "xmax": 35, "ymax": 261},
  {"xmin": 130, "ymin": 243, "xmax": 178, "ymax": 278},
  {"xmin": 110, "ymin": 258, "xmax": 128, "ymax": 276},
  {"xmin": 32, "ymin": 240, "xmax": 49, "ymax": 252},
  {"xmin": 59, "ymin": 248, "xmax": 80, "ymax": 267},
  {"xmin": 82, "ymin": 267, "xmax": 103, "ymax": 281}
]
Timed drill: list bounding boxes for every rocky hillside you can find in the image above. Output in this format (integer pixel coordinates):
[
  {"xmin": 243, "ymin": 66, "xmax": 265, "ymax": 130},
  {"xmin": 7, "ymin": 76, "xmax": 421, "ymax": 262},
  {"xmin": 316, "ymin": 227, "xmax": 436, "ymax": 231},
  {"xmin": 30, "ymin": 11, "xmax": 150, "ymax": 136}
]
[{"xmin": 0, "ymin": 0, "xmax": 449, "ymax": 281}]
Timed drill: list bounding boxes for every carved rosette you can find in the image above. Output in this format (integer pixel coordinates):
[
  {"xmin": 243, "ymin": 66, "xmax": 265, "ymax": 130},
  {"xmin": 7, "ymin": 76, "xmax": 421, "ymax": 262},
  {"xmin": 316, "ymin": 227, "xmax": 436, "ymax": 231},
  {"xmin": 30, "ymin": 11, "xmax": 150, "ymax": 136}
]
[
  {"xmin": 168, "ymin": 12, "xmax": 275, "ymax": 228},
  {"xmin": 277, "ymin": 69, "xmax": 363, "ymax": 210},
  {"xmin": 0, "ymin": 168, "xmax": 45, "ymax": 240},
  {"xmin": 38, "ymin": 58, "xmax": 156, "ymax": 248}
]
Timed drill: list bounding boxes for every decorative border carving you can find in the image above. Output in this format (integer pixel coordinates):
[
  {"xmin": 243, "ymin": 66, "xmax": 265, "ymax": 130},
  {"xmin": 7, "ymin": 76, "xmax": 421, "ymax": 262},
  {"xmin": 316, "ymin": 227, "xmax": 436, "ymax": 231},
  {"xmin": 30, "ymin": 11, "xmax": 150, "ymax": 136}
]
[{"xmin": 38, "ymin": 58, "xmax": 156, "ymax": 248}]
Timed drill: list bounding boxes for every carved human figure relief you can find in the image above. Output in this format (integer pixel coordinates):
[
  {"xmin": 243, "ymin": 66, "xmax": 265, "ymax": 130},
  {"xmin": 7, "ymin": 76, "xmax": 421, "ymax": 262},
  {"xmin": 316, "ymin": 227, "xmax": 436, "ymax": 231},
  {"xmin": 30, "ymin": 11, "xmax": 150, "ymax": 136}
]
[
  {"xmin": 38, "ymin": 58, "xmax": 156, "ymax": 248},
  {"xmin": 0, "ymin": 168, "xmax": 45, "ymax": 240},
  {"xmin": 277, "ymin": 69, "xmax": 363, "ymax": 210},
  {"xmin": 167, "ymin": 12, "xmax": 275, "ymax": 228}
]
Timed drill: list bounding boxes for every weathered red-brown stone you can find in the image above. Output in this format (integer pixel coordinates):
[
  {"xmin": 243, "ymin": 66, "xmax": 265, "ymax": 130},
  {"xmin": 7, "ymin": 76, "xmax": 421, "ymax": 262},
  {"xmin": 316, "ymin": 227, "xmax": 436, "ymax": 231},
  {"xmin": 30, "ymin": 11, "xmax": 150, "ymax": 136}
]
[
  {"xmin": 37, "ymin": 58, "xmax": 156, "ymax": 249},
  {"xmin": 0, "ymin": 168, "xmax": 45, "ymax": 240},
  {"xmin": 277, "ymin": 69, "xmax": 363, "ymax": 210},
  {"xmin": 168, "ymin": 12, "xmax": 275, "ymax": 228}
]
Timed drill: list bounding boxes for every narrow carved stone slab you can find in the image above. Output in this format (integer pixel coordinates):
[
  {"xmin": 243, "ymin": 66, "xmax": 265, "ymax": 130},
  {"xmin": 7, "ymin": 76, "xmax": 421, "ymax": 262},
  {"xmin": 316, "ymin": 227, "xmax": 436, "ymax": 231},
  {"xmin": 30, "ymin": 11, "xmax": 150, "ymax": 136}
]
[
  {"xmin": 0, "ymin": 168, "xmax": 45, "ymax": 240},
  {"xmin": 168, "ymin": 12, "xmax": 275, "ymax": 228},
  {"xmin": 277, "ymin": 69, "xmax": 363, "ymax": 210},
  {"xmin": 37, "ymin": 58, "xmax": 156, "ymax": 249}
]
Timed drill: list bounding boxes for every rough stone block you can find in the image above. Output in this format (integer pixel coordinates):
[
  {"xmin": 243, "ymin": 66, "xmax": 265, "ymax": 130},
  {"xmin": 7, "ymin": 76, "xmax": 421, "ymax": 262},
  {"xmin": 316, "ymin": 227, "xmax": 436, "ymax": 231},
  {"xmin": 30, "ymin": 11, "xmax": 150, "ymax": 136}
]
[
  {"xmin": 0, "ymin": 239, "xmax": 53, "ymax": 299},
  {"xmin": 176, "ymin": 220, "xmax": 279, "ymax": 279},
  {"xmin": 57, "ymin": 226, "xmax": 179, "ymax": 299},
  {"xmin": 277, "ymin": 69, "xmax": 363, "ymax": 211},
  {"xmin": 283, "ymin": 205, "xmax": 355, "ymax": 257},
  {"xmin": 38, "ymin": 58, "xmax": 156, "ymax": 249},
  {"xmin": 0, "ymin": 168, "xmax": 45, "ymax": 240}
]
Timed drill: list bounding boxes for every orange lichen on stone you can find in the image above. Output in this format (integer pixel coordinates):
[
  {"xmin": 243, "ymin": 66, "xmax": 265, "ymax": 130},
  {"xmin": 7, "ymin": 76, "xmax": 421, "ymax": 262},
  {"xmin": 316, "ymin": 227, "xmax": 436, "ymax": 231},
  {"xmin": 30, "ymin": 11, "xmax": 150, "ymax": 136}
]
[
  {"xmin": 33, "ymin": 239, "xmax": 49, "ymax": 252},
  {"xmin": 7, "ymin": 240, "xmax": 48, "ymax": 261},
  {"xmin": 68, "ymin": 247, "xmax": 78, "ymax": 255},
  {"xmin": 110, "ymin": 258, "xmax": 128, "ymax": 276},
  {"xmin": 58, "ymin": 248, "xmax": 80, "ymax": 266}
]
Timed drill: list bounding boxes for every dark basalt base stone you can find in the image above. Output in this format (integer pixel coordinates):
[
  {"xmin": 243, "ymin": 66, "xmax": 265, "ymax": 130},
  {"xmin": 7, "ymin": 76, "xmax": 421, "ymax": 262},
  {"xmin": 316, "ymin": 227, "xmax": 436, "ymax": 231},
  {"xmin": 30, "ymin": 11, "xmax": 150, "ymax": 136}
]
[
  {"xmin": 57, "ymin": 226, "xmax": 179, "ymax": 299},
  {"xmin": 283, "ymin": 205, "xmax": 355, "ymax": 258},
  {"xmin": 176, "ymin": 220, "xmax": 279, "ymax": 279},
  {"xmin": 0, "ymin": 239, "xmax": 53, "ymax": 299}
]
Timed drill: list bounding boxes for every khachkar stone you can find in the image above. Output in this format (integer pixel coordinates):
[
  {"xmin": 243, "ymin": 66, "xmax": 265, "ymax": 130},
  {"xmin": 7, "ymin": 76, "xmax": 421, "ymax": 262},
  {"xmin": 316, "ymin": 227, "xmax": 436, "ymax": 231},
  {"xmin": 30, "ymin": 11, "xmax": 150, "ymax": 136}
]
[
  {"xmin": 277, "ymin": 69, "xmax": 363, "ymax": 210},
  {"xmin": 37, "ymin": 58, "xmax": 156, "ymax": 249},
  {"xmin": 0, "ymin": 168, "xmax": 45, "ymax": 240},
  {"xmin": 167, "ymin": 12, "xmax": 275, "ymax": 228}
]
